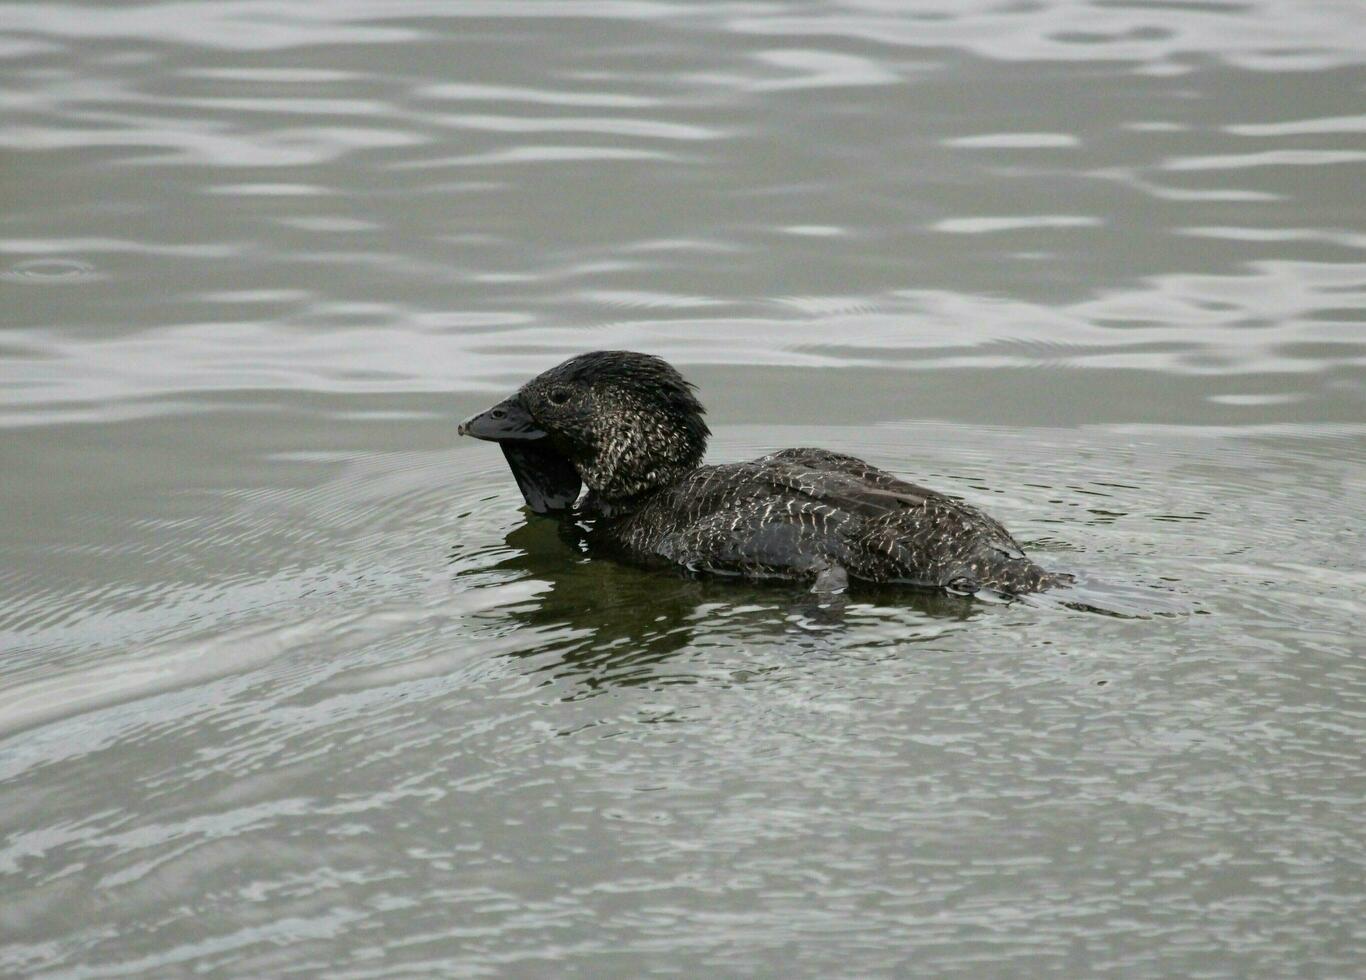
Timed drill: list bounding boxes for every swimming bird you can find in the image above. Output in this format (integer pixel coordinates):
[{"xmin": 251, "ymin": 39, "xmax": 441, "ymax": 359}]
[{"xmin": 459, "ymin": 351, "xmax": 1068, "ymax": 595}]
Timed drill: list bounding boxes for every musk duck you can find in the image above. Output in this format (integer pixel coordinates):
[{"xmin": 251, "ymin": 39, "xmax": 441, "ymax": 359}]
[{"xmin": 460, "ymin": 351, "xmax": 1069, "ymax": 595}]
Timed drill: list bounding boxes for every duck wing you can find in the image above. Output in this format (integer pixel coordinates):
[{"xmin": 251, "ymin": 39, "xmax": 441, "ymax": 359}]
[
  {"xmin": 611, "ymin": 448, "xmax": 1060, "ymax": 593},
  {"xmin": 613, "ymin": 457, "xmax": 856, "ymax": 579},
  {"xmin": 753, "ymin": 447, "xmax": 937, "ymax": 516},
  {"xmin": 768, "ymin": 450, "xmax": 1074, "ymax": 591}
]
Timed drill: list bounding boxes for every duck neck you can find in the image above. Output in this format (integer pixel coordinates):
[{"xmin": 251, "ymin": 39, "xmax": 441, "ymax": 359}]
[{"xmin": 580, "ymin": 458, "xmax": 700, "ymax": 519}]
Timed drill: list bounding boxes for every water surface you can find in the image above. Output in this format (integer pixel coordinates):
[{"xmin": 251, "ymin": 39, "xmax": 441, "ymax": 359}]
[{"xmin": 2, "ymin": 1, "xmax": 1364, "ymax": 975}]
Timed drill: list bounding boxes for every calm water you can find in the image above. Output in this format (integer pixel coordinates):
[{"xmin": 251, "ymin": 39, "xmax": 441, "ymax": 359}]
[{"xmin": 2, "ymin": 1, "xmax": 1364, "ymax": 975}]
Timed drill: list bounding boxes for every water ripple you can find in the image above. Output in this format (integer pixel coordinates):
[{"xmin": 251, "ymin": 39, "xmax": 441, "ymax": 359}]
[
  {"xmin": 726, "ymin": 0, "xmax": 1365, "ymax": 69},
  {"xmin": 2, "ymin": 1, "xmax": 1363, "ymax": 974},
  {"xmin": 1162, "ymin": 149, "xmax": 1366, "ymax": 171},
  {"xmin": 934, "ymin": 215, "xmax": 1102, "ymax": 233},
  {"xmin": 0, "ymin": 258, "xmax": 101, "ymax": 284},
  {"xmin": 438, "ymin": 113, "xmax": 722, "ymax": 141},
  {"xmin": 945, "ymin": 132, "xmax": 1081, "ymax": 148}
]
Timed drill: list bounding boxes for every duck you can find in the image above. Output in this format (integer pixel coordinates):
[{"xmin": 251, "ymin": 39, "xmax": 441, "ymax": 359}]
[{"xmin": 459, "ymin": 350, "xmax": 1069, "ymax": 595}]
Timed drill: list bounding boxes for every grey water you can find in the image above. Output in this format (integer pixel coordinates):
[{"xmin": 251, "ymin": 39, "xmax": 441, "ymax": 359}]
[{"xmin": 2, "ymin": 1, "xmax": 1364, "ymax": 975}]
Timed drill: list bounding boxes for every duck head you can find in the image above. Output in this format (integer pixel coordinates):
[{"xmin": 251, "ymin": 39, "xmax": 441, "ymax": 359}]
[{"xmin": 459, "ymin": 351, "xmax": 710, "ymax": 514}]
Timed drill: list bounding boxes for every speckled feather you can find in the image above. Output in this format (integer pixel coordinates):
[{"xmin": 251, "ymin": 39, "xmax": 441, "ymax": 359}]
[
  {"xmin": 600, "ymin": 448, "xmax": 1065, "ymax": 594},
  {"xmin": 489, "ymin": 351, "xmax": 1067, "ymax": 595}
]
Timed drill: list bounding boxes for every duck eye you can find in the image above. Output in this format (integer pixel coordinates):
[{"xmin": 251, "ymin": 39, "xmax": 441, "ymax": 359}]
[{"xmin": 548, "ymin": 388, "xmax": 570, "ymax": 406}]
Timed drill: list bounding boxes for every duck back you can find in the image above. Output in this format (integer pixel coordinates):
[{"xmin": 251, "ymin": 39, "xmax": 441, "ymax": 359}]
[{"xmin": 593, "ymin": 448, "xmax": 1064, "ymax": 594}]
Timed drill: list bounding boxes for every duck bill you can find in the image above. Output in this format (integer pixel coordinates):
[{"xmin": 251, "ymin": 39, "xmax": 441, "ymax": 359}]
[
  {"xmin": 458, "ymin": 397, "xmax": 545, "ymax": 442},
  {"xmin": 459, "ymin": 397, "xmax": 582, "ymax": 514}
]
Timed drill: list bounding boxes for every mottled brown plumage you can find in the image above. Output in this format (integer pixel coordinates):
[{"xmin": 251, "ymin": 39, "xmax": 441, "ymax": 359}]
[{"xmin": 460, "ymin": 351, "xmax": 1069, "ymax": 595}]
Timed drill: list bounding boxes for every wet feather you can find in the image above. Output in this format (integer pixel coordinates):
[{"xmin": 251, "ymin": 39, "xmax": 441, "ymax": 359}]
[{"xmin": 465, "ymin": 351, "xmax": 1069, "ymax": 595}]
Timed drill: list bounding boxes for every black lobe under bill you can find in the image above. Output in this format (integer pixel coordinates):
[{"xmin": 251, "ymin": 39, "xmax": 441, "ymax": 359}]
[{"xmin": 459, "ymin": 396, "xmax": 582, "ymax": 514}]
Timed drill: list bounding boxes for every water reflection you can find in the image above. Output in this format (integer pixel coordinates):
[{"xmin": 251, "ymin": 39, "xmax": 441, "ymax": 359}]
[{"xmin": 451, "ymin": 513, "xmax": 989, "ymax": 698}]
